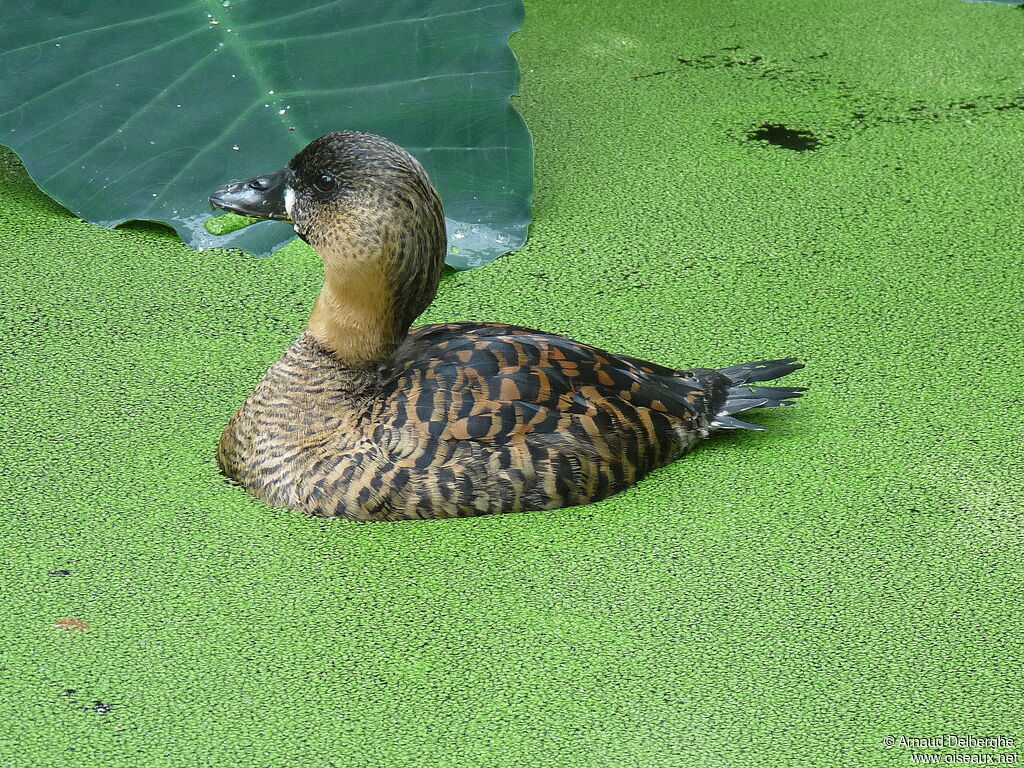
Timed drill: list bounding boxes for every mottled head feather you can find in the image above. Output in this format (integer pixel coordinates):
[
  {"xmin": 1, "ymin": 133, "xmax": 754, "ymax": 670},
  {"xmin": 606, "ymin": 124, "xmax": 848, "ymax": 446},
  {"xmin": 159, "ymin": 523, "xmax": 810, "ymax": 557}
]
[{"xmin": 287, "ymin": 132, "xmax": 447, "ymax": 367}]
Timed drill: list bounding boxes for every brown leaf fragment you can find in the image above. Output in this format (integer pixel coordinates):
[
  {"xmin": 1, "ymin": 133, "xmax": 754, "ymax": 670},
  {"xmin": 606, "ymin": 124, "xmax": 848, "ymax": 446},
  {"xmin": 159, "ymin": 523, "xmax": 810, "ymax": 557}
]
[{"xmin": 54, "ymin": 618, "xmax": 91, "ymax": 632}]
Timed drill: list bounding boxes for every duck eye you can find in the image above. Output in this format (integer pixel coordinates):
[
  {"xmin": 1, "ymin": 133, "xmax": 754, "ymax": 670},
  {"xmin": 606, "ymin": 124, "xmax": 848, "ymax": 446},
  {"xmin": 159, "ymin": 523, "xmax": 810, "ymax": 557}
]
[{"xmin": 314, "ymin": 174, "xmax": 336, "ymax": 193}]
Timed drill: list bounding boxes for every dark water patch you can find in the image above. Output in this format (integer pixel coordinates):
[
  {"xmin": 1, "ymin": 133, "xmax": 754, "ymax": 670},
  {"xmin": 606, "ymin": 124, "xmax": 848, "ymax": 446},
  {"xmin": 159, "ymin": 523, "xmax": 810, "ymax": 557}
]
[
  {"xmin": 633, "ymin": 70, "xmax": 668, "ymax": 80},
  {"xmin": 678, "ymin": 46, "xmax": 763, "ymax": 69},
  {"xmin": 850, "ymin": 93, "xmax": 1024, "ymax": 129},
  {"xmin": 60, "ymin": 688, "xmax": 113, "ymax": 715},
  {"xmin": 633, "ymin": 46, "xmax": 767, "ymax": 79},
  {"xmin": 638, "ymin": 46, "xmax": 1024, "ymax": 144},
  {"xmin": 748, "ymin": 124, "xmax": 820, "ymax": 151}
]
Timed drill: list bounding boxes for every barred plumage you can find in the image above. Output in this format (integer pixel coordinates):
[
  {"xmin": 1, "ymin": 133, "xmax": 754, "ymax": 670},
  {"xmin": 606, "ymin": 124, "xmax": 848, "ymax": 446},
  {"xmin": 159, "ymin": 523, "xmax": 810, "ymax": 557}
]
[{"xmin": 211, "ymin": 133, "xmax": 805, "ymax": 521}]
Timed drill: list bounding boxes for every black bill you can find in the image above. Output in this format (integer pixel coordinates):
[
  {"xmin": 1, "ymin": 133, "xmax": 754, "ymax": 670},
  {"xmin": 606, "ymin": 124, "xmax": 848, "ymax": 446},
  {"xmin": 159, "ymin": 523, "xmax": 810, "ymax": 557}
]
[{"xmin": 209, "ymin": 168, "xmax": 291, "ymax": 221}]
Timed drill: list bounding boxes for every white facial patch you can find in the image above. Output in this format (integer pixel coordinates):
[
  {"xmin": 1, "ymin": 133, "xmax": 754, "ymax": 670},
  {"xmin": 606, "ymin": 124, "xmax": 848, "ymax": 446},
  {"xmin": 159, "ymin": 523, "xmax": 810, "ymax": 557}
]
[{"xmin": 284, "ymin": 187, "xmax": 296, "ymax": 220}]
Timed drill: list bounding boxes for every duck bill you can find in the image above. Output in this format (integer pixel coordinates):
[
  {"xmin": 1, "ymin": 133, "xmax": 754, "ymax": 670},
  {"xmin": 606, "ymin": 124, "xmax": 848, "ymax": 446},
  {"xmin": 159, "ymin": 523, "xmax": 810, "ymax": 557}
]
[{"xmin": 209, "ymin": 168, "xmax": 292, "ymax": 221}]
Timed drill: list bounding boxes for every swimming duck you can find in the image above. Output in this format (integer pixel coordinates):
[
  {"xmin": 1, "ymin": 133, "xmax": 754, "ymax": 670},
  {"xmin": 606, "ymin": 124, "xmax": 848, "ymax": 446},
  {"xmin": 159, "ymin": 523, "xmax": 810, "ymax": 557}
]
[{"xmin": 210, "ymin": 132, "xmax": 805, "ymax": 521}]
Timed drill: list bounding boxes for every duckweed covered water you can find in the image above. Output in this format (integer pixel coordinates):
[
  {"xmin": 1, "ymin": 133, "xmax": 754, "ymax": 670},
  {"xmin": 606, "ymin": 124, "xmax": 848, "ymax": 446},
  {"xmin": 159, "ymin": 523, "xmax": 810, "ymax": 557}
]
[{"xmin": 1, "ymin": 0, "xmax": 1022, "ymax": 766}]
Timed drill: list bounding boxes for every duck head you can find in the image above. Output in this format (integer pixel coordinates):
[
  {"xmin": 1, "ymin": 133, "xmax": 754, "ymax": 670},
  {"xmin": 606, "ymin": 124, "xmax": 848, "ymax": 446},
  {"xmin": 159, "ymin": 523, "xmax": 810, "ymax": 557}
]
[{"xmin": 211, "ymin": 132, "xmax": 447, "ymax": 368}]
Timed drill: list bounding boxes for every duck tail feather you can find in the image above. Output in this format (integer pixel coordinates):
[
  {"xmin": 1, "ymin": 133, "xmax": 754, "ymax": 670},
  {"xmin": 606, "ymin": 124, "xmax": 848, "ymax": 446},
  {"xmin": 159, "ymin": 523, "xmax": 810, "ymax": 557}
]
[
  {"xmin": 710, "ymin": 414, "xmax": 766, "ymax": 431},
  {"xmin": 710, "ymin": 358, "xmax": 806, "ymax": 431},
  {"xmin": 718, "ymin": 357, "xmax": 804, "ymax": 384}
]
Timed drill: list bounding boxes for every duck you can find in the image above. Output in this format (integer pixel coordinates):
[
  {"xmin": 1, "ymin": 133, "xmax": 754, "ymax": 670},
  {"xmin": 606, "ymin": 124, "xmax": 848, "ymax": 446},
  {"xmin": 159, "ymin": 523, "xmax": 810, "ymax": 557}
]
[{"xmin": 209, "ymin": 132, "xmax": 805, "ymax": 521}]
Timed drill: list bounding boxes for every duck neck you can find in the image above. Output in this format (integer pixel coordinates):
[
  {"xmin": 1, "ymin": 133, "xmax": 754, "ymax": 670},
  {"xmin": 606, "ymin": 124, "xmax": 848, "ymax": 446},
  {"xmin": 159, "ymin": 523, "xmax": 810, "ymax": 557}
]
[
  {"xmin": 305, "ymin": 217, "xmax": 445, "ymax": 368},
  {"xmin": 307, "ymin": 255, "xmax": 403, "ymax": 368}
]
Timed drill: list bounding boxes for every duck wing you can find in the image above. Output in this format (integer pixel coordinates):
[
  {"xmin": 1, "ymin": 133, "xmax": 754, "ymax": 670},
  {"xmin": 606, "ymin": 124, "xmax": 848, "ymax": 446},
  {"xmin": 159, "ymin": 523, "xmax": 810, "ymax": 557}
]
[{"xmin": 379, "ymin": 322, "xmax": 712, "ymax": 509}]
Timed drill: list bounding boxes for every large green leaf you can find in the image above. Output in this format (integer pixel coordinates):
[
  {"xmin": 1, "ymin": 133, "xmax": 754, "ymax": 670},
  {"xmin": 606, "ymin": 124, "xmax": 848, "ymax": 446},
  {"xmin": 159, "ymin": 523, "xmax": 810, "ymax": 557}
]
[{"xmin": 0, "ymin": 1, "xmax": 532, "ymax": 268}]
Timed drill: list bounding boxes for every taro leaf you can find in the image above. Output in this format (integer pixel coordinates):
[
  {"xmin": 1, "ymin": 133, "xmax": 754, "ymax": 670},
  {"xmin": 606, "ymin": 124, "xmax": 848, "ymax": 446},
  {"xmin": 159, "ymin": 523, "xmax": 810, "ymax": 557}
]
[{"xmin": 0, "ymin": 0, "xmax": 532, "ymax": 268}]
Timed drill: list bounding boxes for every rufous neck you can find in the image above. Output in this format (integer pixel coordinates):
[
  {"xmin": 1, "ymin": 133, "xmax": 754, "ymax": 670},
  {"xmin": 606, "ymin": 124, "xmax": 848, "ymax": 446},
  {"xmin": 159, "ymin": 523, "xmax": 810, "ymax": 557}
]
[{"xmin": 306, "ymin": 255, "xmax": 402, "ymax": 368}]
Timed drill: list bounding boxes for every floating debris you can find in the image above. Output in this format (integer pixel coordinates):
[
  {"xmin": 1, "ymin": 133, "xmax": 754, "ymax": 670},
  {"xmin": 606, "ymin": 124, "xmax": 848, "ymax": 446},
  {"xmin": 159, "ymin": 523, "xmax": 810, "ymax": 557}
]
[{"xmin": 54, "ymin": 618, "xmax": 91, "ymax": 632}]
